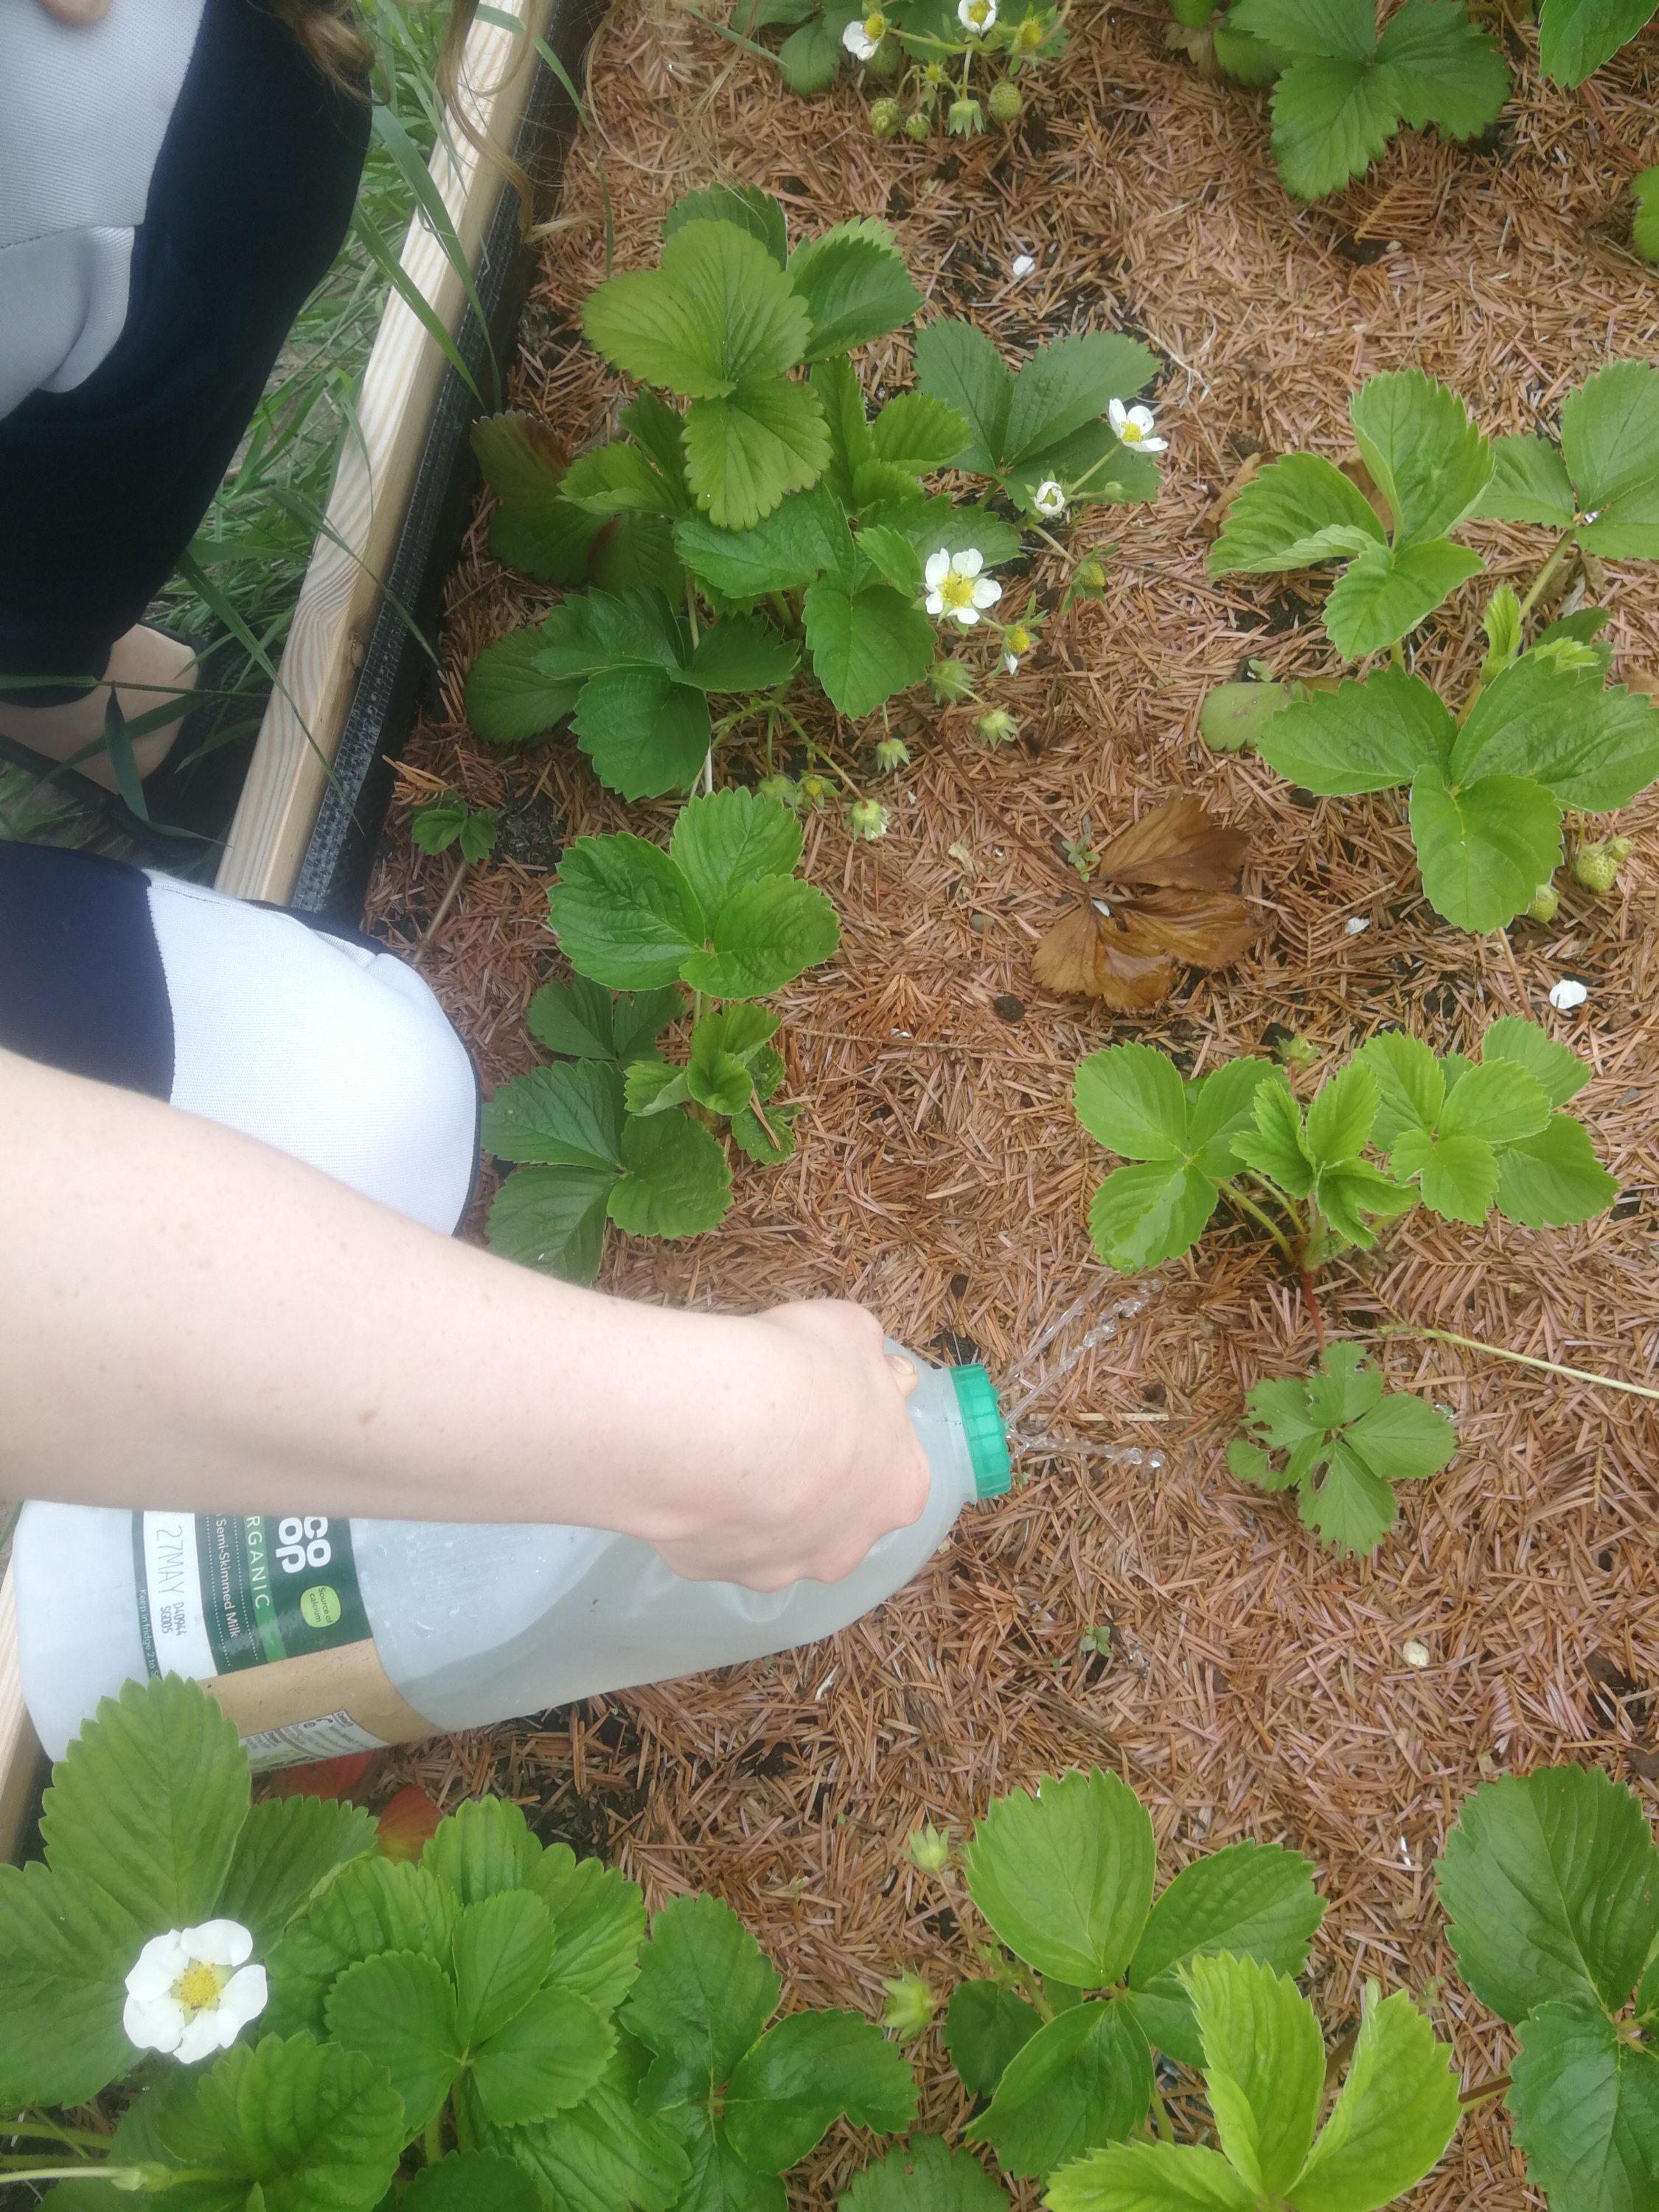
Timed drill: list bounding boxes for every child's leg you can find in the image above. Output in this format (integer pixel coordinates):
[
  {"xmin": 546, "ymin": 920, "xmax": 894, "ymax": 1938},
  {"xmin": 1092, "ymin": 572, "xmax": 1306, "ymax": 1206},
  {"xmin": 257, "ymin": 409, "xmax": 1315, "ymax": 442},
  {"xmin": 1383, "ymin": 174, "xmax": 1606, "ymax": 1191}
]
[{"xmin": 0, "ymin": 844, "xmax": 477, "ymax": 1233}]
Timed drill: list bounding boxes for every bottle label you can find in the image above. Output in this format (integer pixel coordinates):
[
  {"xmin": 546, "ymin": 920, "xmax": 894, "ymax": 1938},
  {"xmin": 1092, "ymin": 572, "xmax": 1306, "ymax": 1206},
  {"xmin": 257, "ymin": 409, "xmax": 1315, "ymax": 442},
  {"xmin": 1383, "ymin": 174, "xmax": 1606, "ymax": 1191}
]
[
  {"xmin": 133, "ymin": 1512, "xmax": 372, "ymax": 1681},
  {"xmin": 240, "ymin": 1711, "xmax": 388, "ymax": 1768}
]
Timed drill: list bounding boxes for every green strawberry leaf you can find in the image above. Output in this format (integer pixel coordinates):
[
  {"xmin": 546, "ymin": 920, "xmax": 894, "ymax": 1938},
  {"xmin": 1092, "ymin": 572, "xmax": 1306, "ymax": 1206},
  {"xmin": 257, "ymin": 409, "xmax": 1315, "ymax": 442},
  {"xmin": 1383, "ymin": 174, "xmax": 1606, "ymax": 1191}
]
[
  {"xmin": 1256, "ymin": 669, "xmax": 1453, "ymax": 795},
  {"xmin": 1481, "ymin": 1014, "xmax": 1590, "ymax": 1106},
  {"xmin": 681, "ymin": 874, "xmax": 841, "ymax": 1000},
  {"xmin": 1408, "ymin": 765, "xmax": 1563, "ymax": 933},
  {"xmin": 154, "ymin": 2032, "xmax": 406, "ymax": 2210},
  {"xmin": 582, "ymin": 221, "xmax": 810, "ymax": 400},
  {"xmin": 1004, "ymin": 332, "xmax": 1161, "ymax": 464},
  {"xmin": 471, "ymin": 411, "xmax": 602, "ymax": 584},
  {"xmin": 1537, "ymin": 0, "xmax": 1659, "ymax": 84},
  {"xmin": 1508, "ymin": 2000, "xmax": 1659, "ymax": 2210},
  {"xmin": 473, "ymin": 2078, "xmax": 692, "ymax": 2212},
  {"xmin": 965, "ymin": 1769, "xmax": 1156, "ymax": 1989},
  {"xmin": 1287, "ymin": 1982, "xmax": 1459, "ymax": 2212},
  {"xmin": 1088, "ymin": 1161, "xmax": 1222, "ymax": 1271},
  {"xmin": 264, "ymin": 1858, "xmax": 459, "ymax": 2038},
  {"xmin": 215, "ymin": 1796, "xmax": 378, "ymax": 1955},
  {"xmin": 1633, "ymin": 168, "xmax": 1659, "ymax": 263},
  {"xmin": 465, "ymin": 628, "xmax": 582, "ymax": 745},
  {"xmin": 1357, "ymin": 1032, "xmax": 1444, "ymax": 1147},
  {"xmin": 481, "ymin": 1062, "xmax": 625, "ymax": 1172},
  {"xmin": 681, "ymin": 614, "xmax": 799, "ymax": 695},
  {"xmin": 787, "ymin": 218, "xmax": 922, "ymax": 358},
  {"xmin": 1073, "ymin": 1043, "xmax": 1189, "ymax": 1160},
  {"xmin": 1322, "ymin": 538, "xmax": 1484, "ymax": 657},
  {"xmin": 724, "ymin": 2010, "xmax": 917, "ymax": 2171},
  {"xmin": 1450, "ymin": 647, "xmax": 1659, "ymax": 812},
  {"xmin": 803, "ymin": 575, "xmax": 938, "ymax": 716},
  {"xmin": 1388, "ymin": 1127, "xmax": 1498, "ymax": 1222},
  {"xmin": 473, "ymin": 1985, "xmax": 616, "ymax": 2126},
  {"xmin": 670, "ymin": 788, "xmax": 804, "ymax": 916},
  {"xmin": 530, "ymin": 1846, "xmax": 647, "ymax": 2016},
  {"xmin": 1046, "ymin": 2140, "xmax": 1255, "ymax": 2211},
  {"xmin": 422, "ymin": 1795, "xmax": 541, "ymax": 1906},
  {"xmin": 404, "ymin": 2152, "xmax": 544, "ymax": 2212},
  {"xmin": 664, "ymin": 184, "xmax": 788, "ymax": 269},
  {"xmin": 1439, "ymin": 1767, "xmax": 1659, "ymax": 2023},
  {"xmin": 326, "ymin": 1949, "xmax": 460, "ymax": 2138},
  {"xmin": 486, "ymin": 1163, "xmax": 616, "ymax": 1284},
  {"xmin": 547, "ymin": 835, "xmax": 706, "ymax": 992},
  {"xmin": 0, "ymin": 1863, "xmax": 139, "ymax": 2107},
  {"xmin": 870, "ymin": 392, "xmax": 973, "ymax": 473},
  {"xmin": 942, "ymin": 1979, "xmax": 1043, "ymax": 2096},
  {"xmin": 1230, "ymin": 1079, "xmax": 1318, "ymax": 1198},
  {"xmin": 1126, "ymin": 1846, "xmax": 1324, "ymax": 2069},
  {"xmin": 840, "ymin": 2135, "xmax": 1006, "ymax": 2210},
  {"xmin": 1264, "ymin": 58, "xmax": 1401, "ymax": 201},
  {"xmin": 1207, "ymin": 452, "xmax": 1386, "ymax": 574},
  {"xmin": 1348, "ymin": 368, "xmax": 1493, "ymax": 549},
  {"xmin": 41, "ymin": 1674, "xmax": 248, "ymax": 1932},
  {"xmin": 965, "ymin": 1998, "xmax": 1153, "ymax": 2178},
  {"xmin": 1478, "ymin": 433, "xmax": 1578, "ymax": 529},
  {"xmin": 684, "ymin": 377, "xmax": 832, "ymax": 531},
  {"xmin": 911, "ymin": 320, "xmax": 1015, "ymax": 475},
  {"xmin": 452, "ymin": 1891, "xmax": 555, "ymax": 2046},
  {"xmin": 1183, "ymin": 1954, "xmax": 1324, "ymax": 2197},
  {"xmin": 1227, "ymin": 0, "xmax": 1377, "ymax": 58},
  {"xmin": 1375, "ymin": 0, "xmax": 1509, "ymax": 131},
  {"xmin": 1198, "ymin": 679, "xmax": 1292, "ymax": 753},
  {"xmin": 608, "ymin": 1110, "xmax": 732, "ymax": 1239},
  {"xmin": 623, "ymin": 1893, "xmax": 782, "ymax": 2104},
  {"xmin": 813, "ymin": 353, "xmax": 877, "ymax": 509},
  {"xmin": 1189, "ymin": 1060, "xmax": 1287, "ymax": 1176},
  {"xmin": 659, "ymin": 2103, "xmax": 784, "ymax": 2212},
  {"xmin": 1304, "ymin": 1060, "xmax": 1380, "ymax": 1167},
  {"xmin": 526, "ymin": 978, "xmax": 681, "ymax": 1064},
  {"xmin": 561, "ymin": 440, "xmax": 689, "ymax": 520},
  {"xmin": 1494, "ymin": 1113, "xmax": 1619, "ymax": 1228},
  {"xmin": 675, "ymin": 479, "xmax": 850, "ymax": 597},
  {"xmin": 1310, "ymin": 1158, "xmax": 1416, "ymax": 1250}
]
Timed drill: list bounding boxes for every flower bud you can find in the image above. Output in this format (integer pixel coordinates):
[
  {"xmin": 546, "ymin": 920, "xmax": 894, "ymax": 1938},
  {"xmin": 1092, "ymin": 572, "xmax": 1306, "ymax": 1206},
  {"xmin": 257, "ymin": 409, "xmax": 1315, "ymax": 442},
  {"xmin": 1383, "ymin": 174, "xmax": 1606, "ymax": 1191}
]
[
  {"xmin": 975, "ymin": 708, "xmax": 1018, "ymax": 746},
  {"xmin": 1526, "ymin": 880, "xmax": 1559, "ymax": 923},
  {"xmin": 754, "ymin": 773, "xmax": 802, "ymax": 811},
  {"xmin": 881, "ymin": 1970, "xmax": 937, "ymax": 2040},
  {"xmin": 929, "ymin": 658, "xmax": 975, "ymax": 703},
  {"xmin": 904, "ymin": 110, "xmax": 933, "ymax": 140},
  {"xmin": 1276, "ymin": 1033, "xmax": 1318, "ymax": 1070},
  {"xmin": 1607, "ymin": 835, "xmax": 1634, "ymax": 861},
  {"xmin": 846, "ymin": 797, "xmax": 891, "ymax": 841},
  {"xmin": 907, "ymin": 1820, "xmax": 952, "ymax": 1872},
  {"xmin": 1074, "ymin": 557, "xmax": 1107, "ymax": 593},
  {"xmin": 868, "ymin": 95, "xmax": 904, "ymax": 136},
  {"xmin": 947, "ymin": 95, "xmax": 984, "ymax": 134},
  {"xmin": 874, "ymin": 735, "xmax": 912, "ymax": 771},
  {"xmin": 799, "ymin": 772, "xmax": 835, "ymax": 808},
  {"xmin": 1004, "ymin": 622, "xmax": 1035, "ymax": 658},
  {"xmin": 988, "ymin": 77, "xmax": 1023, "ymax": 121}
]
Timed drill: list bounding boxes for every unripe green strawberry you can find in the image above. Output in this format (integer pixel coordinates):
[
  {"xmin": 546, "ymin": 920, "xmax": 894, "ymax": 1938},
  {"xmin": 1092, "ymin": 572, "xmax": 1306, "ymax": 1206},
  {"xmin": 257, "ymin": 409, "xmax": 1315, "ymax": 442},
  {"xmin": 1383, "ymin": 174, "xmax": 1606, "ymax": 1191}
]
[
  {"xmin": 988, "ymin": 77, "xmax": 1023, "ymax": 122},
  {"xmin": 1572, "ymin": 841, "xmax": 1621, "ymax": 893},
  {"xmin": 868, "ymin": 95, "xmax": 903, "ymax": 136},
  {"xmin": 866, "ymin": 33, "xmax": 902, "ymax": 77},
  {"xmin": 754, "ymin": 773, "xmax": 801, "ymax": 811},
  {"xmin": 975, "ymin": 708, "xmax": 1018, "ymax": 745},
  {"xmin": 904, "ymin": 110, "xmax": 933, "ymax": 140},
  {"xmin": 846, "ymin": 797, "xmax": 891, "ymax": 841},
  {"xmin": 881, "ymin": 1970, "xmax": 936, "ymax": 2039},
  {"xmin": 1526, "ymin": 880, "xmax": 1560, "ymax": 923},
  {"xmin": 930, "ymin": 658, "xmax": 974, "ymax": 703},
  {"xmin": 947, "ymin": 94, "xmax": 984, "ymax": 135}
]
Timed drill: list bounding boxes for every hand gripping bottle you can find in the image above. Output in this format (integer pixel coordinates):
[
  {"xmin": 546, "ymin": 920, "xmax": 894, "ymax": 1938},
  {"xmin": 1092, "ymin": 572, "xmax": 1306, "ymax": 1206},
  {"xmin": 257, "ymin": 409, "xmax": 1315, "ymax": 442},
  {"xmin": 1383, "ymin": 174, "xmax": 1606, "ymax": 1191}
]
[{"xmin": 14, "ymin": 1355, "xmax": 1009, "ymax": 1767}]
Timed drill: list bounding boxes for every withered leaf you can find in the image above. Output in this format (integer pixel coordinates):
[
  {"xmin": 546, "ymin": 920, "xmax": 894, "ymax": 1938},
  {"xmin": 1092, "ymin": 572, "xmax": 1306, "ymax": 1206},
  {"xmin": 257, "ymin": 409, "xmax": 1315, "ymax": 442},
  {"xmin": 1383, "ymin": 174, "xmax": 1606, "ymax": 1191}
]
[{"xmin": 1033, "ymin": 796, "xmax": 1255, "ymax": 1012}]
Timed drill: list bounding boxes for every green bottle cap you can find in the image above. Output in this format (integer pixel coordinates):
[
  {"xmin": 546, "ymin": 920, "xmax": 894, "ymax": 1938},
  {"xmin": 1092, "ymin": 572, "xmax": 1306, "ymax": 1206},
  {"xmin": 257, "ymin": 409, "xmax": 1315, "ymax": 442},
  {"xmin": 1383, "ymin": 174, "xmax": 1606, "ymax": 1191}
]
[{"xmin": 948, "ymin": 1364, "xmax": 1011, "ymax": 1499}]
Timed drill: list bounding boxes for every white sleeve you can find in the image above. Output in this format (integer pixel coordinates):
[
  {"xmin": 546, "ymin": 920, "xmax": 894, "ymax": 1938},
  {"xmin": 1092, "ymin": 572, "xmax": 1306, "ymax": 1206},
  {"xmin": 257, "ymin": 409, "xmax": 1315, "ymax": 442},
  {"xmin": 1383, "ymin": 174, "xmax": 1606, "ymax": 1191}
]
[{"xmin": 0, "ymin": 226, "xmax": 134, "ymax": 423}]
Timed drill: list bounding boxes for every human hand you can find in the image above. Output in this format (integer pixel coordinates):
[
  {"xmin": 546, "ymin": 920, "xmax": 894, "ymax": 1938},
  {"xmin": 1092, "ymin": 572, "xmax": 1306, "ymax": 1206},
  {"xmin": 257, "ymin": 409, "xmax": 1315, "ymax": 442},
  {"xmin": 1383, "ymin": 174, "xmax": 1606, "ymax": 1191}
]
[
  {"xmin": 34, "ymin": 0, "xmax": 111, "ymax": 20},
  {"xmin": 646, "ymin": 1300, "xmax": 931, "ymax": 1590}
]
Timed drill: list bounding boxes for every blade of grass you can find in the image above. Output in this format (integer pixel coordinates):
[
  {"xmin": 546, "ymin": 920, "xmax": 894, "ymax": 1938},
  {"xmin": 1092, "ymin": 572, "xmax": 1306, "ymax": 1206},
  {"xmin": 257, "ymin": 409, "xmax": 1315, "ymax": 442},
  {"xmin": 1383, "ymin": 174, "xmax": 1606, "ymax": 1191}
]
[
  {"xmin": 349, "ymin": 203, "xmax": 484, "ymax": 405},
  {"xmin": 370, "ymin": 102, "xmax": 499, "ymax": 407}
]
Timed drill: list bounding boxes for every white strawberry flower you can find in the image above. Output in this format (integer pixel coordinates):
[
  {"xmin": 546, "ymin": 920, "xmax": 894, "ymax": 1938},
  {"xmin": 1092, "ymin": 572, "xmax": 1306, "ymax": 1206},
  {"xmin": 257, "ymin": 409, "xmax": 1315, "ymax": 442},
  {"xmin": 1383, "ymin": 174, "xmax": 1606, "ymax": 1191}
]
[
  {"xmin": 1108, "ymin": 397, "xmax": 1167, "ymax": 453},
  {"xmin": 1032, "ymin": 479, "xmax": 1067, "ymax": 518},
  {"xmin": 958, "ymin": 0, "xmax": 998, "ymax": 29},
  {"xmin": 925, "ymin": 548, "xmax": 1001, "ymax": 627},
  {"xmin": 843, "ymin": 10, "xmax": 887, "ymax": 59},
  {"xmin": 124, "ymin": 1921, "xmax": 267, "ymax": 2064},
  {"xmin": 1548, "ymin": 978, "xmax": 1588, "ymax": 1011}
]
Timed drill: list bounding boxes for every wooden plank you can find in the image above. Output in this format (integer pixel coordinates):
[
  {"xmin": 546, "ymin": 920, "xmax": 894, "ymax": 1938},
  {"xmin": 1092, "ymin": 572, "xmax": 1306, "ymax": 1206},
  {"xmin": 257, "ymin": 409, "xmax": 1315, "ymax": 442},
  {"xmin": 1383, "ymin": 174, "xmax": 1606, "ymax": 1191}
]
[
  {"xmin": 215, "ymin": 0, "xmax": 552, "ymax": 905},
  {"xmin": 1, "ymin": 0, "xmax": 561, "ymax": 1863},
  {"xmin": 0, "ymin": 1570, "xmax": 41, "ymax": 1865}
]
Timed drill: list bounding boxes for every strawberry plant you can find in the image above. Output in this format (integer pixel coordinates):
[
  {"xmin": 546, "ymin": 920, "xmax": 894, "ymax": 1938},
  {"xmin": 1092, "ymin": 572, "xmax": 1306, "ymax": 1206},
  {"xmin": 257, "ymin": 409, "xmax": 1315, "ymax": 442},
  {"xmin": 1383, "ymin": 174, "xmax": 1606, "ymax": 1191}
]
[
  {"xmin": 1438, "ymin": 1764, "xmax": 1659, "ymax": 2212},
  {"xmin": 411, "ymin": 793, "xmax": 498, "ymax": 866},
  {"xmin": 483, "ymin": 788, "xmax": 833, "ymax": 1282},
  {"xmin": 1634, "ymin": 168, "xmax": 1659, "ymax": 262},
  {"xmin": 928, "ymin": 1767, "xmax": 1324, "ymax": 2176},
  {"xmin": 1227, "ymin": 1343, "xmax": 1457, "ymax": 1554},
  {"xmin": 1046, "ymin": 1952, "xmax": 1461, "ymax": 2211},
  {"xmin": 734, "ymin": 0, "xmax": 1065, "ymax": 138},
  {"xmin": 1075, "ymin": 1020, "xmax": 1616, "ymax": 1276},
  {"xmin": 464, "ymin": 187, "xmax": 1161, "ymax": 809},
  {"xmin": 1209, "ymin": 366, "xmax": 1659, "ymax": 932},
  {"xmin": 1164, "ymin": 0, "xmax": 1507, "ymax": 200}
]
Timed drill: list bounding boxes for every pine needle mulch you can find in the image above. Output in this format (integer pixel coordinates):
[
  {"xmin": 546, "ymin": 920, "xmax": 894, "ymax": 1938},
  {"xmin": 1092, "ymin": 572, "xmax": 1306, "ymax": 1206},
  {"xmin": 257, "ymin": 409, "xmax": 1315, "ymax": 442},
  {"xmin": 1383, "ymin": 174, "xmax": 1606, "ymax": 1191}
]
[{"xmin": 364, "ymin": 8, "xmax": 1659, "ymax": 2200}]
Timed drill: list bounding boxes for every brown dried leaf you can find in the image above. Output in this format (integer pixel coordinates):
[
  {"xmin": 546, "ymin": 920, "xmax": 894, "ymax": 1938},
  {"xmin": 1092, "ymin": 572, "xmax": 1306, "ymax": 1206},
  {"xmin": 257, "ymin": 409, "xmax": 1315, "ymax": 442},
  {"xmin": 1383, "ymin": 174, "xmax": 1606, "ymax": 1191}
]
[{"xmin": 1096, "ymin": 795, "xmax": 1250, "ymax": 890}]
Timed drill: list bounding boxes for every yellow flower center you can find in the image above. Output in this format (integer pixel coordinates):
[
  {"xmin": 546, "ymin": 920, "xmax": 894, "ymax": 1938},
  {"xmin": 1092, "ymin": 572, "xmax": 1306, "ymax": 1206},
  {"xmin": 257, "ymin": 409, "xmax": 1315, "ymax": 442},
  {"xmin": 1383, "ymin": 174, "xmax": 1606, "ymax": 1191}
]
[
  {"xmin": 174, "ymin": 1961, "xmax": 228, "ymax": 2014},
  {"xmin": 1120, "ymin": 420, "xmax": 1144, "ymax": 444},
  {"xmin": 863, "ymin": 10, "xmax": 886, "ymax": 35},
  {"xmin": 965, "ymin": 0, "xmax": 992, "ymax": 22},
  {"xmin": 937, "ymin": 568, "xmax": 975, "ymax": 611},
  {"xmin": 1006, "ymin": 625, "xmax": 1033, "ymax": 654}
]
